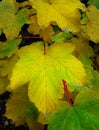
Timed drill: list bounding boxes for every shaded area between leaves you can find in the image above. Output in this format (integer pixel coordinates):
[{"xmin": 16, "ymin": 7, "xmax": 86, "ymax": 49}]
[{"xmin": 0, "ymin": 91, "xmax": 48, "ymax": 130}]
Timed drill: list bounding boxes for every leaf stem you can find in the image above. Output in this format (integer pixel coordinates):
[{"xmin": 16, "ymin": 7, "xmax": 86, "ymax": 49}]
[
  {"xmin": 15, "ymin": 36, "xmax": 41, "ymax": 39},
  {"xmin": 62, "ymin": 79, "xmax": 73, "ymax": 106},
  {"xmin": 44, "ymin": 42, "xmax": 46, "ymax": 55}
]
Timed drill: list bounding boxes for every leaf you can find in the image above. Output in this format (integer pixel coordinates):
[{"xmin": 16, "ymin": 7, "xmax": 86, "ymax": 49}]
[
  {"xmin": 90, "ymin": 70, "xmax": 99, "ymax": 86},
  {"xmin": 89, "ymin": 0, "xmax": 99, "ymax": 9},
  {"xmin": 8, "ymin": 41, "xmax": 87, "ymax": 114},
  {"xmin": 28, "ymin": 15, "xmax": 40, "ymax": 35},
  {"xmin": 0, "ymin": 76, "xmax": 9, "ymax": 94},
  {"xmin": 86, "ymin": 5, "xmax": 99, "ymax": 43},
  {"xmin": 48, "ymin": 87, "xmax": 99, "ymax": 130},
  {"xmin": 5, "ymin": 84, "xmax": 39, "ymax": 130},
  {"xmin": 40, "ymin": 25, "xmax": 54, "ymax": 43},
  {"xmin": 0, "ymin": 55, "xmax": 18, "ymax": 77},
  {"xmin": 71, "ymin": 36, "xmax": 94, "ymax": 86},
  {"xmin": 52, "ymin": 32, "xmax": 73, "ymax": 42},
  {"xmin": 0, "ymin": 39, "xmax": 21, "ymax": 58},
  {"xmin": 0, "ymin": 0, "xmax": 30, "ymax": 39},
  {"xmin": 29, "ymin": 0, "xmax": 85, "ymax": 32},
  {"xmin": 80, "ymin": 12, "xmax": 88, "ymax": 24}
]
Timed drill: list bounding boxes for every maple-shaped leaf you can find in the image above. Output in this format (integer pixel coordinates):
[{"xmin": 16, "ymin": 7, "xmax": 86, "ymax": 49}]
[
  {"xmin": 7, "ymin": 41, "xmax": 87, "ymax": 114},
  {"xmin": 48, "ymin": 86, "xmax": 99, "ymax": 130},
  {"xmin": 0, "ymin": 0, "xmax": 30, "ymax": 39},
  {"xmin": 29, "ymin": 0, "xmax": 85, "ymax": 33},
  {"xmin": 86, "ymin": 5, "xmax": 99, "ymax": 43},
  {"xmin": 5, "ymin": 84, "xmax": 39, "ymax": 130},
  {"xmin": 0, "ymin": 39, "xmax": 21, "ymax": 58}
]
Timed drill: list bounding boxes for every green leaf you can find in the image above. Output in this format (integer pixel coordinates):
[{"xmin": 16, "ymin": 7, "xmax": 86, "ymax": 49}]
[
  {"xmin": 89, "ymin": 0, "xmax": 99, "ymax": 9},
  {"xmin": 0, "ymin": 39, "xmax": 21, "ymax": 58},
  {"xmin": 52, "ymin": 25, "xmax": 60, "ymax": 32},
  {"xmin": 5, "ymin": 84, "xmax": 39, "ymax": 129},
  {"xmin": 0, "ymin": 0, "xmax": 30, "ymax": 39},
  {"xmin": 90, "ymin": 70, "xmax": 99, "ymax": 86},
  {"xmin": 52, "ymin": 32, "xmax": 73, "ymax": 42},
  {"xmin": 7, "ymin": 41, "xmax": 87, "ymax": 114},
  {"xmin": 80, "ymin": 13, "xmax": 88, "ymax": 24},
  {"xmin": 48, "ymin": 87, "xmax": 99, "ymax": 130}
]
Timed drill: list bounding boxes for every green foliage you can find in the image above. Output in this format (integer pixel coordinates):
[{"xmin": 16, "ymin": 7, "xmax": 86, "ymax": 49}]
[
  {"xmin": 0, "ymin": 39, "xmax": 21, "ymax": 58},
  {"xmin": 48, "ymin": 87, "xmax": 99, "ymax": 130},
  {"xmin": 89, "ymin": 0, "xmax": 99, "ymax": 9},
  {"xmin": 0, "ymin": 0, "xmax": 99, "ymax": 130}
]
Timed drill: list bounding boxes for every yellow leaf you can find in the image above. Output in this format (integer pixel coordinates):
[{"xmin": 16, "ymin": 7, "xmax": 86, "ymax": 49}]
[
  {"xmin": 39, "ymin": 25, "xmax": 54, "ymax": 43},
  {"xmin": 0, "ymin": 76, "xmax": 9, "ymax": 94},
  {"xmin": 8, "ymin": 41, "xmax": 87, "ymax": 114},
  {"xmin": 0, "ymin": 0, "xmax": 30, "ymax": 39},
  {"xmin": 29, "ymin": 0, "xmax": 85, "ymax": 32},
  {"xmin": 5, "ymin": 84, "xmax": 39, "ymax": 129},
  {"xmin": 28, "ymin": 15, "xmax": 40, "ymax": 35},
  {"xmin": 0, "ymin": 55, "xmax": 18, "ymax": 77},
  {"xmin": 86, "ymin": 5, "xmax": 99, "ymax": 43}
]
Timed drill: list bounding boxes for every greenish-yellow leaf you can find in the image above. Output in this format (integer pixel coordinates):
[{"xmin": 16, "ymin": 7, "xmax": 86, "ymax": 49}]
[
  {"xmin": 0, "ymin": 0, "xmax": 30, "ymax": 39},
  {"xmin": 0, "ymin": 55, "xmax": 18, "ymax": 77},
  {"xmin": 86, "ymin": 5, "xmax": 99, "ymax": 43},
  {"xmin": 8, "ymin": 41, "xmax": 87, "ymax": 114},
  {"xmin": 0, "ymin": 76, "xmax": 9, "ymax": 94},
  {"xmin": 29, "ymin": 0, "xmax": 85, "ymax": 33},
  {"xmin": 0, "ymin": 39, "xmax": 21, "ymax": 58},
  {"xmin": 5, "ymin": 84, "xmax": 39, "ymax": 129}
]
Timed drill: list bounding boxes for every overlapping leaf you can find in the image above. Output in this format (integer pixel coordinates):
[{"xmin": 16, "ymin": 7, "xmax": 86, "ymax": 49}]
[
  {"xmin": 7, "ymin": 41, "xmax": 87, "ymax": 114},
  {"xmin": 0, "ymin": 0, "xmax": 30, "ymax": 39},
  {"xmin": 0, "ymin": 55, "xmax": 18, "ymax": 77},
  {"xmin": 5, "ymin": 84, "xmax": 39, "ymax": 130},
  {"xmin": 89, "ymin": 0, "xmax": 99, "ymax": 9},
  {"xmin": 86, "ymin": 5, "xmax": 99, "ymax": 43},
  {"xmin": 48, "ymin": 86, "xmax": 99, "ymax": 130},
  {"xmin": 29, "ymin": 0, "xmax": 85, "ymax": 32},
  {"xmin": 0, "ymin": 39, "xmax": 21, "ymax": 58},
  {"xmin": 0, "ymin": 76, "xmax": 9, "ymax": 94},
  {"xmin": 71, "ymin": 36, "xmax": 94, "ymax": 85}
]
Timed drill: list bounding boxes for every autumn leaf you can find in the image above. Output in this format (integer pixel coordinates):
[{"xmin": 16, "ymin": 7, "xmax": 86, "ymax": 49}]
[
  {"xmin": 0, "ymin": 39, "xmax": 21, "ymax": 58},
  {"xmin": 86, "ymin": 5, "xmax": 99, "ymax": 43},
  {"xmin": 5, "ymin": 84, "xmax": 39, "ymax": 130},
  {"xmin": 0, "ymin": 55, "xmax": 18, "ymax": 77},
  {"xmin": 7, "ymin": 41, "xmax": 87, "ymax": 114},
  {"xmin": 0, "ymin": 76, "xmax": 9, "ymax": 94},
  {"xmin": 0, "ymin": 0, "xmax": 30, "ymax": 39},
  {"xmin": 28, "ymin": 15, "xmax": 40, "ymax": 35},
  {"xmin": 29, "ymin": 0, "xmax": 85, "ymax": 32},
  {"xmin": 39, "ymin": 25, "xmax": 54, "ymax": 43},
  {"xmin": 48, "ymin": 86, "xmax": 99, "ymax": 130}
]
